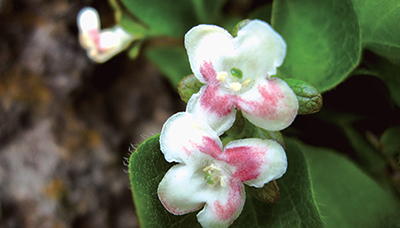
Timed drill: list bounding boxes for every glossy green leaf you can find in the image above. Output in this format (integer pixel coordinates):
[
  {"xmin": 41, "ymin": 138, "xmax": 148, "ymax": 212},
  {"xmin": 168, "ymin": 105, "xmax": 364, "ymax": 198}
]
[
  {"xmin": 351, "ymin": 0, "xmax": 400, "ymax": 65},
  {"xmin": 177, "ymin": 74, "xmax": 204, "ymax": 103},
  {"xmin": 380, "ymin": 125, "xmax": 400, "ymax": 156},
  {"xmin": 272, "ymin": 0, "xmax": 361, "ymax": 92},
  {"xmin": 294, "ymin": 139, "xmax": 400, "ymax": 228},
  {"xmin": 146, "ymin": 45, "xmax": 192, "ymax": 87},
  {"xmin": 119, "ymin": 0, "xmax": 198, "ymax": 37},
  {"xmin": 284, "ymin": 78, "xmax": 323, "ymax": 115},
  {"xmin": 129, "ymin": 135, "xmax": 324, "ymax": 227}
]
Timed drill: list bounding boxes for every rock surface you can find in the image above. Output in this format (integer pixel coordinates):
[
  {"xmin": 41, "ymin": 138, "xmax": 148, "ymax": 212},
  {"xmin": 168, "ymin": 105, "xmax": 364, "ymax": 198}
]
[{"xmin": 0, "ymin": 0, "xmax": 183, "ymax": 227}]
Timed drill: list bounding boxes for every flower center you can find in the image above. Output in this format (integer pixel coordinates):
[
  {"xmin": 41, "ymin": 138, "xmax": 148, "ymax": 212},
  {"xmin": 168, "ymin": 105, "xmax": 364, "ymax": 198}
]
[
  {"xmin": 203, "ymin": 164, "xmax": 226, "ymax": 187},
  {"xmin": 216, "ymin": 68, "xmax": 252, "ymax": 93}
]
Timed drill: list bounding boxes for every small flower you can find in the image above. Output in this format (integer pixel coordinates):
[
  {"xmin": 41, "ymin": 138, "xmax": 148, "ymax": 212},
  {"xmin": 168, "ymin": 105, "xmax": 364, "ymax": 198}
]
[
  {"xmin": 77, "ymin": 7, "xmax": 135, "ymax": 63},
  {"xmin": 158, "ymin": 112, "xmax": 287, "ymax": 227},
  {"xmin": 185, "ymin": 20, "xmax": 299, "ymax": 135}
]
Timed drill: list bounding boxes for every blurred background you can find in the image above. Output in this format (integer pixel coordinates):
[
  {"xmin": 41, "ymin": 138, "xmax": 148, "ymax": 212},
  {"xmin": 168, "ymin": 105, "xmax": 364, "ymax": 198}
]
[{"xmin": 0, "ymin": 0, "xmax": 185, "ymax": 227}]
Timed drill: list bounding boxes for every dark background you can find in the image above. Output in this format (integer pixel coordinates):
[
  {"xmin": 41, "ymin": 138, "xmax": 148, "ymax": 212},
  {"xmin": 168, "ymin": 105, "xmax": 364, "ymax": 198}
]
[{"xmin": 0, "ymin": 0, "xmax": 184, "ymax": 227}]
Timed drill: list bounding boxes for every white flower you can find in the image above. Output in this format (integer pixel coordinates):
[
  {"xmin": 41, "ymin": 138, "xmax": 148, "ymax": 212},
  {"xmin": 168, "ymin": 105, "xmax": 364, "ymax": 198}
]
[
  {"xmin": 158, "ymin": 112, "xmax": 287, "ymax": 227},
  {"xmin": 77, "ymin": 7, "xmax": 135, "ymax": 63},
  {"xmin": 184, "ymin": 20, "xmax": 298, "ymax": 135}
]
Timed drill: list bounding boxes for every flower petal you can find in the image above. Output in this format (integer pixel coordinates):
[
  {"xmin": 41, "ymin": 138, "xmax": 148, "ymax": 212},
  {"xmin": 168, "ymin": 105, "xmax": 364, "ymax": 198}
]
[
  {"xmin": 223, "ymin": 138, "xmax": 287, "ymax": 187},
  {"xmin": 187, "ymin": 85, "xmax": 237, "ymax": 135},
  {"xmin": 77, "ymin": 7, "xmax": 100, "ymax": 33},
  {"xmin": 185, "ymin": 25, "xmax": 234, "ymax": 84},
  {"xmin": 160, "ymin": 112, "xmax": 223, "ymax": 167},
  {"xmin": 234, "ymin": 20, "xmax": 286, "ymax": 77},
  {"xmin": 197, "ymin": 179, "xmax": 245, "ymax": 228},
  {"xmin": 237, "ymin": 77, "xmax": 298, "ymax": 131},
  {"xmin": 158, "ymin": 164, "xmax": 206, "ymax": 215}
]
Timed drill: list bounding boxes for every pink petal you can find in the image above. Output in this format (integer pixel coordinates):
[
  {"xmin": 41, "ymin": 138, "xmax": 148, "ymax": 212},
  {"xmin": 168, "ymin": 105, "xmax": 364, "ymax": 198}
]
[
  {"xmin": 237, "ymin": 77, "xmax": 298, "ymax": 131},
  {"xmin": 223, "ymin": 138, "xmax": 287, "ymax": 187},
  {"xmin": 197, "ymin": 179, "xmax": 245, "ymax": 227},
  {"xmin": 187, "ymin": 85, "xmax": 236, "ymax": 136},
  {"xmin": 160, "ymin": 112, "xmax": 223, "ymax": 167}
]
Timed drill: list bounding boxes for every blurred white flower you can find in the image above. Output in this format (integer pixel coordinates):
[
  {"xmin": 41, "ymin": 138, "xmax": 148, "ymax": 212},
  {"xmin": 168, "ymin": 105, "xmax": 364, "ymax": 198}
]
[{"xmin": 77, "ymin": 7, "xmax": 135, "ymax": 63}]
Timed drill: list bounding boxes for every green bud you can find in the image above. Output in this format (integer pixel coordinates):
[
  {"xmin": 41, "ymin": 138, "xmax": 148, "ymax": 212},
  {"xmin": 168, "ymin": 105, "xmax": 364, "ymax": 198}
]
[
  {"xmin": 248, "ymin": 180, "xmax": 280, "ymax": 203},
  {"xmin": 284, "ymin": 78, "xmax": 323, "ymax": 115},
  {"xmin": 231, "ymin": 19, "xmax": 252, "ymax": 37},
  {"xmin": 177, "ymin": 74, "xmax": 204, "ymax": 103}
]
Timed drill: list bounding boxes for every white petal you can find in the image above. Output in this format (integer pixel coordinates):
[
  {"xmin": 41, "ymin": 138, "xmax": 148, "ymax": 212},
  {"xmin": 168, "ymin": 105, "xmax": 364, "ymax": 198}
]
[
  {"xmin": 224, "ymin": 138, "xmax": 287, "ymax": 188},
  {"xmin": 185, "ymin": 25, "xmax": 234, "ymax": 84},
  {"xmin": 186, "ymin": 85, "xmax": 236, "ymax": 136},
  {"xmin": 238, "ymin": 77, "xmax": 298, "ymax": 131},
  {"xmin": 87, "ymin": 25, "xmax": 135, "ymax": 63},
  {"xmin": 77, "ymin": 7, "xmax": 100, "ymax": 32},
  {"xmin": 160, "ymin": 112, "xmax": 222, "ymax": 167},
  {"xmin": 158, "ymin": 164, "xmax": 207, "ymax": 215},
  {"xmin": 234, "ymin": 20, "xmax": 286, "ymax": 77}
]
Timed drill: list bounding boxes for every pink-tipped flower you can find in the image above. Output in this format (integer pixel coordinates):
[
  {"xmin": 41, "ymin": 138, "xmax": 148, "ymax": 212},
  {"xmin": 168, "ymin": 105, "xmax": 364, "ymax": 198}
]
[
  {"xmin": 185, "ymin": 20, "xmax": 299, "ymax": 135},
  {"xmin": 158, "ymin": 112, "xmax": 287, "ymax": 227},
  {"xmin": 77, "ymin": 7, "xmax": 135, "ymax": 63}
]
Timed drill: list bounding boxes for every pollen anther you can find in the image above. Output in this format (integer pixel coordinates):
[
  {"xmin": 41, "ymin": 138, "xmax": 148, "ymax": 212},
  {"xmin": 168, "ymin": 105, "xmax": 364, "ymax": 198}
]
[
  {"xmin": 216, "ymin": 72, "xmax": 228, "ymax": 82},
  {"xmin": 230, "ymin": 82, "xmax": 242, "ymax": 91}
]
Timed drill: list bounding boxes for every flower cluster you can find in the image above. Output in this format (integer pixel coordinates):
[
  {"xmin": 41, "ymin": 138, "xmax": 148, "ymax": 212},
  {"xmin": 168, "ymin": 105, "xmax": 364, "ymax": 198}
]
[
  {"xmin": 77, "ymin": 7, "xmax": 135, "ymax": 63},
  {"xmin": 158, "ymin": 20, "xmax": 299, "ymax": 227}
]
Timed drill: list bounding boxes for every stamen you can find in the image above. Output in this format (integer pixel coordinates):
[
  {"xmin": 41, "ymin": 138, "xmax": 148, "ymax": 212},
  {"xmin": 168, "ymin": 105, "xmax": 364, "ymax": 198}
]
[
  {"xmin": 203, "ymin": 164, "xmax": 225, "ymax": 187},
  {"xmin": 242, "ymin": 79, "xmax": 252, "ymax": 87},
  {"xmin": 230, "ymin": 82, "xmax": 242, "ymax": 91},
  {"xmin": 216, "ymin": 72, "xmax": 228, "ymax": 82}
]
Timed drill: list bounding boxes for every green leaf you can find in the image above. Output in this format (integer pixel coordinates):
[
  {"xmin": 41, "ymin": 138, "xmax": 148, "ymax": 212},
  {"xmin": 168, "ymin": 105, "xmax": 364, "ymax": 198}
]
[
  {"xmin": 351, "ymin": 0, "xmax": 400, "ymax": 65},
  {"xmin": 248, "ymin": 3, "xmax": 272, "ymax": 23},
  {"xmin": 129, "ymin": 135, "xmax": 324, "ymax": 227},
  {"xmin": 108, "ymin": 0, "xmax": 149, "ymax": 37},
  {"xmin": 341, "ymin": 125, "xmax": 386, "ymax": 174},
  {"xmin": 177, "ymin": 74, "xmax": 204, "ymax": 103},
  {"xmin": 284, "ymin": 78, "xmax": 322, "ymax": 115},
  {"xmin": 119, "ymin": 0, "xmax": 198, "ymax": 37},
  {"xmin": 129, "ymin": 134, "xmax": 201, "ymax": 227},
  {"xmin": 272, "ymin": 0, "xmax": 361, "ymax": 92},
  {"xmin": 380, "ymin": 125, "xmax": 400, "ymax": 156},
  {"xmin": 190, "ymin": 0, "xmax": 228, "ymax": 23},
  {"xmin": 362, "ymin": 51, "xmax": 400, "ymax": 107},
  {"xmin": 146, "ymin": 45, "xmax": 192, "ymax": 87},
  {"xmin": 294, "ymin": 139, "xmax": 400, "ymax": 228}
]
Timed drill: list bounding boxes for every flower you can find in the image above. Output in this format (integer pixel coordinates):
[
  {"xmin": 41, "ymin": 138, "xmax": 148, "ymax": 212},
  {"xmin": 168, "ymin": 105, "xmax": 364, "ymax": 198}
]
[
  {"xmin": 77, "ymin": 7, "xmax": 135, "ymax": 63},
  {"xmin": 158, "ymin": 112, "xmax": 287, "ymax": 227},
  {"xmin": 185, "ymin": 20, "xmax": 299, "ymax": 135}
]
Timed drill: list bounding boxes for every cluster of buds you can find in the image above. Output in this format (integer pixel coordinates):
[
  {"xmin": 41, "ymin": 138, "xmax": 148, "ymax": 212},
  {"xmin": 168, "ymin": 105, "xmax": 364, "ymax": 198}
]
[{"xmin": 158, "ymin": 20, "xmax": 299, "ymax": 227}]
